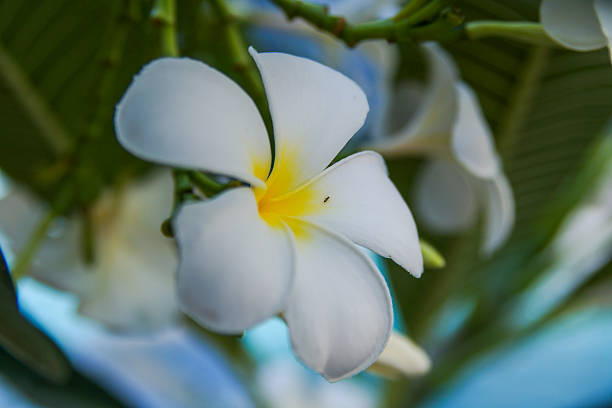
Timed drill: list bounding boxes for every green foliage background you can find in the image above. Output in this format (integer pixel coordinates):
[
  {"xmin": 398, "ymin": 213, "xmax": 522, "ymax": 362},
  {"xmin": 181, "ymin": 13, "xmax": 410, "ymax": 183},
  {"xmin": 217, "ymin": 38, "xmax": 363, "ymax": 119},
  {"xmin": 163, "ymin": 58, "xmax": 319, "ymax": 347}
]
[{"xmin": 0, "ymin": 0, "xmax": 610, "ymax": 406}]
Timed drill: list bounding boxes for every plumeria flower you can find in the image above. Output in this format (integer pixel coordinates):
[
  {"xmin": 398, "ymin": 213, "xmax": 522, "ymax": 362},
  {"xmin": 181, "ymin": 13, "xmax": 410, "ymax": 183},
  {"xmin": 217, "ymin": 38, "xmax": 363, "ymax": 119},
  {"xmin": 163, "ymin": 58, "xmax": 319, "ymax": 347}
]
[
  {"xmin": 371, "ymin": 42, "xmax": 515, "ymax": 255},
  {"xmin": 234, "ymin": 0, "xmax": 398, "ymax": 147},
  {"xmin": 114, "ymin": 48, "xmax": 423, "ymax": 381},
  {"xmin": 0, "ymin": 172, "xmax": 179, "ymax": 331},
  {"xmin": 541, "ymin": 0, "xmax": 612, "ymax": 63},
  {"xmin": 510, "ymin": 158, "xmax": 612, "ymax": 327},
  {"xmin": 233, "ymin": 3, "xmax": 431, "ymax": 374}
]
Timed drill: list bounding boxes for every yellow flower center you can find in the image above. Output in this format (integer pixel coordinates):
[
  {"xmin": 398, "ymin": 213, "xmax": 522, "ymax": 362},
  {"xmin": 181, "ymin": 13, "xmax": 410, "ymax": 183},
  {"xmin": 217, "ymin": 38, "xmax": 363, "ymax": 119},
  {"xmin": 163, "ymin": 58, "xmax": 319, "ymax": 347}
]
[{"xmin": 253, "ymin": 146, "xmax": 327, "ymax": 239}]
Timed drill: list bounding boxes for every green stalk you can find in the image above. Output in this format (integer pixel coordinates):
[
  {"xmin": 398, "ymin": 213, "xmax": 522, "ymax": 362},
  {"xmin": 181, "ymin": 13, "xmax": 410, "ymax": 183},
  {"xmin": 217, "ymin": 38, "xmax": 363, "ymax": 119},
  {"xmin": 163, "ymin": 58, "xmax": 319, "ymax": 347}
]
[
  {"xmin": 394, "ymin": 0, "xmax": 430, "ymax": 21},
  {"xmin": 206, "ymin": 0, "xmax": 266, "ymax": 108},
  {"xmin": 151, "ymin": 0, "xmax": 179, "ymax": 57},
  {"xmin": 270, "ymin": 0, "xmax": 461, "ymax": 46},
  {"xmin": 188, "ymin": 171, "xmax": 225, "ymax": 195},
  {"xmin": 11, "ymin": 183, "xmax": 74, "ymax": 281},
  {"xmin": 465, "ymin": 21, "xmax": 557, "ymax": 46}
]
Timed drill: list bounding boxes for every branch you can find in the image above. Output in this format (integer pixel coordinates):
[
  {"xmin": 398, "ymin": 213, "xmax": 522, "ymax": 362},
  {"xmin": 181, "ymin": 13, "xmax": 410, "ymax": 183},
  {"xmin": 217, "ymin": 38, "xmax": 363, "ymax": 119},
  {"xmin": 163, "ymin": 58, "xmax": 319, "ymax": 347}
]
[
  {"xmin": 151, "ymin": 0, "xmax": 179, "ymax": 57},
  {"xmin": 464, "ymin": 21, "xmax": 557, "ymax": 46},
  {"xmin": 269, "ymin": 0, "xmax": 462, "ymax": 47},
  {"xmin": 270, "ymin": 1, "xmax": 559, "ymax": 48},
  {"xmin": 11, "ymin": 182, "xmax": 74, "ymax": 281},
  {"xmin": 207, "ymin": 0, "xmax": 266, "ymax": 106}
]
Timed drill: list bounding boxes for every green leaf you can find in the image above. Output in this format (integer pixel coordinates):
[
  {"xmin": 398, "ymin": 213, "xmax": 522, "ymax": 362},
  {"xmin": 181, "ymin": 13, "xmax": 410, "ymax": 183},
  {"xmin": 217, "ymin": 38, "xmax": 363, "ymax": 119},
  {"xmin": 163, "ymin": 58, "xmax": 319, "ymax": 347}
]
[
  {"xmin": 0, "ymin": 0, "xmax": 158, "ymax": 202},
  {"xmin": 0, "ymin": 246, "xmax": 72, "ymax": 384},
  {"xmin": 0, "ymin": 347, "xmax": 124, "ymax": 407}
]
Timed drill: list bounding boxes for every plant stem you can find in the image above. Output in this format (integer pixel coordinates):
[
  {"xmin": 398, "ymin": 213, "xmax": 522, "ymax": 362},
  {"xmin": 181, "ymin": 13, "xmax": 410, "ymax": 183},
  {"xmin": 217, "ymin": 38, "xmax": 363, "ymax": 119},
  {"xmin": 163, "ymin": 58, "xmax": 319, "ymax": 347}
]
[
  {"xmin": 465, "ymin": 21, "xmax": 557, "ymax": 46},
  {"xmin": 11, "ymin": 183, "xmax": 74, "ymax": 281},
  {"xmin": 188, "ymin": 171, "xmax": 224, "ymax": 194},
  {"xmin": 394, "ymin": 0, "xmax": 430, "ymax": 21},
  {"xmin": 402, "ymin": 0, "xmax": 450, "ymax": 26},
  {"xmin": 173, "ymin": 170, "xmax": 196, "ymax": 203},
  {"xmin": 206, "ymin": 0, "xmax": 265, "ymax": 102},
  {"xmin": 269, "ymin": 0, "xmax": 462, "ymax": 47},
  {"xmin": 151, "ymin": 0, "xmax": 179, "ymax": 57}
]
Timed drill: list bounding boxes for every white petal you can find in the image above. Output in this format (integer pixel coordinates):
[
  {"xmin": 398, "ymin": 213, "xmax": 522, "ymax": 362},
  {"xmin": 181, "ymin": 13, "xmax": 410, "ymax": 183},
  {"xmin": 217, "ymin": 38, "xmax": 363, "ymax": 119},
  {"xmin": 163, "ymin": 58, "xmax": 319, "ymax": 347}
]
[
  {"xmin": 174, "ymin": 188, "xmax": 294, "ymax": 334},
  {"xmin": 368, "ymin": 331, "xmax": 431, "ymax": 378},
  {"xmin": 414, "ymin": 160, "xmax": 479, "ymax": 234},
  {"xmin": 595, "ymin": 0, "xmax": 612, "ymax": 64},
  {"xmin": 541, "ymin": 0, "xmax": 607, "ymax": 51},
  {"xmin": 480, "ymin": 174, "xmax": 515, "ymax": 255},
  {"xmin": 79, "ymin": 172, "xmax": 179, "ymax": 331},
  {"xmin": 283, "ymin": 151, "xmax": 422, "ymax": 277},
  {"xmin": 451, "ymin": 82, "xmax": 500, "ymax": 179},
  {"xmin": 115, "ymin": 58, "xmax": 271, "ymax": 186},
  {"xmin": 249, "ymin": 48, "xmax": 369, "ymax": 194},
  {"xmin": 78, "ymin": 243, "xmax": 179, "ymax": 331},
  {"xmin": 374, "ymin": 42, "xmax": 458, "ymax": 156},
  {"xmin": 284, "ymin": 221, "xmax": 392, "ymax": 382}
]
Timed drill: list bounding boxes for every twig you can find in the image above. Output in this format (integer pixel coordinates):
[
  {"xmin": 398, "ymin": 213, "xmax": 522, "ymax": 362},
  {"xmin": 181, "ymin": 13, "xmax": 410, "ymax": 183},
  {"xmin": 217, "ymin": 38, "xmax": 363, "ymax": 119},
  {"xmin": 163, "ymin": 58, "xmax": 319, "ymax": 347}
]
[
  {"xmin": 11, "ymin": 183, "xmax": 74, "ymax": 281},
  {"xmin": 269, "ymin": 0, "xmax": 460, "ymax": 47},
  {"xmin": 465, "ymin": 21, "xmax": 556, "ymax": 46}
]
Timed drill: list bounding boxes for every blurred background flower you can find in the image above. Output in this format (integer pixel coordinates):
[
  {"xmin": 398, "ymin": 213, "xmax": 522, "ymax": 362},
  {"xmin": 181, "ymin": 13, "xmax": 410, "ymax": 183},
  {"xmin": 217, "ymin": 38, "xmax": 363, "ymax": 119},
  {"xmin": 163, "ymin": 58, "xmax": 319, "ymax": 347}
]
[{"xmin": 0, "ymin": 172, "xmax": 179, "ymax": 331}]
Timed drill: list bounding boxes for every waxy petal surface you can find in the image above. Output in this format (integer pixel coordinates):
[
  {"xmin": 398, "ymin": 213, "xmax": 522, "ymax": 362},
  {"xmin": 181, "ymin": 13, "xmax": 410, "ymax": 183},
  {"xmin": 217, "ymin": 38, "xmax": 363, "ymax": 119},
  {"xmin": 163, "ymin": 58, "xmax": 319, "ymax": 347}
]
[
  {"xmin": 595, "ymin": 0, "xmax": 612, "ymax": 63},
  {"xmin": 284, "ymin": 222, "xmax": 392, "ymax": 382},
  {"xmin": 249, "ymin": 48, "xmax": 369, "ymax": 195},
  {"xmin": 115, "ymin": 58, "xmax": 271, "ymax": 186},
  {"xmin": 541, "ymin": 0, "xmax": 607, "ymax": 51},
  {"xmin": 174, "ymin": 188, "xmax": 294, "ymax": 334},
  {"xmin": 278, "ymin": 151, "xmax": 422, "ymax": 277}
]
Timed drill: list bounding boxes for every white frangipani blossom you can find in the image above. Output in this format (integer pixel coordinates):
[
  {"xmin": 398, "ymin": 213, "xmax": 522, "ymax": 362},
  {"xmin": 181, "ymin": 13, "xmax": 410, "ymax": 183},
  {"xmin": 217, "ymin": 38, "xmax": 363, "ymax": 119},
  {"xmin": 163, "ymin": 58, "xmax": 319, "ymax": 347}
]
[
  {"xmin": 510, "ymin": 158, "xmax": 612, "ymax": 327},
  {"xmin": 540, "ymin": 0, "xmax": 612, "ymax": 63},
  {"xmin": 115, "ymin": 48, "xmax": 423, "ymax": 381},
  {"xmin": 372, "ymin": 42, "xmax": 515, "ymax": 255},
  {"xmin": 0, "ymin": 172, "xmax": 179, "ymax": 331}
]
